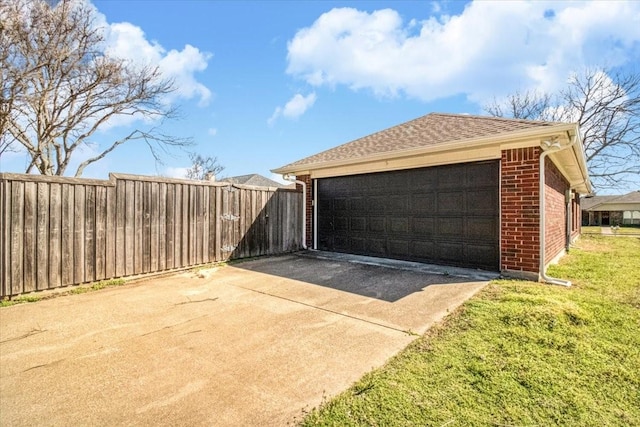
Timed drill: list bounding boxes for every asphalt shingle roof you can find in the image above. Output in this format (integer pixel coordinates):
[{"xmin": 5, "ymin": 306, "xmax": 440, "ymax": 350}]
[
  {"xmin": 582, "ymin": 191, "xmax": 640, "ymax": 210},
  {"xmin": 225, "ymin": 174, "xmax": 293, "ymax": 188},
  {"xmin": 614, "ymin": 191, "xmax": 640, "ymax": 203},
  {"xmin": 278, "ymin": 113, "xmax": 560, "ymax": 170}
]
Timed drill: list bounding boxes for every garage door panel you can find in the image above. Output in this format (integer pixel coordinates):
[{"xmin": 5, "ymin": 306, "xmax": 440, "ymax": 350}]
[
  {"xmin": 412, "ymin": 241, "xmax": 436, "ymax": 259},
  {"xmin": 389, "ymin": 240, "xmax": 409, "ymax": 257},
  {"xmin": 411, "ymin": 194, "xmax": 436, "ymax": 212},
  {"xmin": 367, "ymin": 196, "xmax": 385, "ymax": 212},
  {"xmin": 349, "ymin": 174, "xmax": 368, "ymax": 190},
  {"xmin": 410, "ymin": 169, "xmax": 438, "ymax": 190},
  {"xmin": 334, "ymin": 235, "xmax": 349, "ymax": 251},
  {"xmin": 438, "ymin": 242, "xmax": 464, "ymax": 261},
  {"xmin": 334, "ymin": 217, "xmax": 348, "ymax": 231},
  {"xmin": 317, "ymin": 160, "xmax": 499, "ymax": 270},
  {"xmin": 390, "ymin": 217, "xmax": 409, "ymax": 233},
  {"xmin": 369, "ymin": 217, "xmax": 386, "ymax": 232},
  {"xmin": 438, "ymin": 217, "xmax": 464, "ymax": 237},
  {"xmin": 318, "ymin": 234, "xmax": 333, "ymax": 250},
  {"xmin": 387, "ymin": 195, "xmax": 408, "ymax": 213},
  {"xmin": 351, "ymin": 217, "xmax": 366, "ymax": 232},
  {"xmin": 387, "ymin": 172, "xmax": 409, "ymax": 189},
  {"xmin": 438, "ymin": 165, "xmax": 466, "ymax": 188},
  {"xmin": 330, "ymin": 176, "xmax": 353, "ymax": 192},
  {"xmin": 350, "ymin": 237, "xmax": 367, "ymax": 252},
  {"xmin": 367, "ymin": 239, "xmax": 386, "ymax": 255},
  {"xmin": 466, "ymin": 244, "xmax": 498, "ymax": 267},
  {"xmin": 466, "ymin": 162, "xmax": 498, "ymax": 186},
  {"xmin": 467, "ymin": 190, "xmax": 497, "ymax": 214},
  {"xmin": 412, "ymin": 217, "xmax": 435, "ymax": 235},
  {"xmin": 318, "ymin": 215, "xmax": 334, "ymax": 231},
  {"xmin": 350, "ymin": 197, "xmax": 366, "ymax": 211},
  {"xmin": 318, "ymin": 197, "xmax": 333, "ymax": 211},
  {"xmin": 467, "ymin": 217, "xmax": 496, "ymax": 240},
  {"xmin": 334, "ymin": 197, "xmax": 348, "ymax": 211},
  {"xmin": 438, "ymin": 192, "xmax": 464, "ymax": 213}
]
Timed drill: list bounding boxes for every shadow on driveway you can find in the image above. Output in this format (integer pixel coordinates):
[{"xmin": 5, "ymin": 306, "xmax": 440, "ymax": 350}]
[
  {"xmin": 1, "ymin": 252, "xmax": 493, "ymax": 427},
  {"xmin": 235, "ymin": 250, "xmax": 498, "ymax": 303}
]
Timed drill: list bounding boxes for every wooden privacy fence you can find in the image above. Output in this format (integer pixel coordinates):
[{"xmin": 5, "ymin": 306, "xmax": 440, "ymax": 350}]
[{"xmin": 0, "ymin": 173, "xmax": 302, "ymax": 298}]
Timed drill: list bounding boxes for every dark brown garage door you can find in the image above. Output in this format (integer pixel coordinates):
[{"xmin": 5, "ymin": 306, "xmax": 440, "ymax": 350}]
[{"xmin": 316, "ymin": 160, "xmax": 499, "ymax": 270}]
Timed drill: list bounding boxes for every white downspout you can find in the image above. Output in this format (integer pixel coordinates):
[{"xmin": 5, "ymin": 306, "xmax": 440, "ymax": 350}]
[
  {"xmin": 539, "ymin": 134, "xmax": 578, "ymax": 287},
  {"xmin": 313, "ymin": 179, "xmax": 318, "ymax": 250},
  {"xmin": 283, "ymin": 174, "xmax": 307, "ymax": 250},
  {"xmin": 566, "ymin": 189, "xmax": 573, "ymax": 250}
]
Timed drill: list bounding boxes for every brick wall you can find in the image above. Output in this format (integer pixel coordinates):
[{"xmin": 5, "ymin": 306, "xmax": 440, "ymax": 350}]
[
  {"xmin": 296, "ymin": 174, "xmax": 313, "ymax": 248},
  {"xmin": 572, "ymin": 194, "xmax": 581, "ymax": 239},
  {"xmin": 544, "ymin": 157, "xmax": 570, "ymax": 264},
  {"xmin": 500, "ymin": 147, "xmax": 541, "ymax": 276}
]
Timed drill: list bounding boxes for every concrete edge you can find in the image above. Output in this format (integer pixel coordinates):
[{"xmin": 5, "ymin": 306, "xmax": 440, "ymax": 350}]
[
  {"xmin": 297, "ymin": 250, "xmax": 500, "ymax": 282},
  {"xmin": 500, "ymin": 268, "xmax": 540, "ymax": 282}
]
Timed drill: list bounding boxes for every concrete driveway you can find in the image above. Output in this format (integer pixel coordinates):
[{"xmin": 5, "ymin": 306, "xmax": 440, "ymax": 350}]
[{"xmin": 0, "ymin": 252, "xmax": 493, "ymax": 426}]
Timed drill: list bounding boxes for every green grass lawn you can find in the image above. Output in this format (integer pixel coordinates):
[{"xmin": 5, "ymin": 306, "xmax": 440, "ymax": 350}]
[
  {"xmin": 614, "ymin": 226, "xmax": 640, "ymax": 235},
  {"xmin": 583, "ymin": 225, "xmax": 640, "ymax": 235},
  {"xmin": 302, "ymin": 235, "xmax": 640, "ymax": 426},
  {"xmin": 581, "ymin": 226, "xmax": 601, "ymax": 234}
]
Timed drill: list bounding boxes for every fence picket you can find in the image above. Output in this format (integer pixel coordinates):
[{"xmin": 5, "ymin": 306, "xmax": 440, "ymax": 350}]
[{"xmin": 0, "ymin": 173, "xmax": 302, "ymax": 297}]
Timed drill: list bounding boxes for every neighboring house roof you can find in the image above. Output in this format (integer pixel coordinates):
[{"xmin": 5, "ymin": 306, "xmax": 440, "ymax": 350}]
[
  {"xmin": 582, "ymin": 191, "xmax": 640, "ymax": 211},
  {"xmin": 225, "ymin": 173, "xmax": 294, "ymax": 189},
  {"xmin": 272, "ymin": 112, "xmax": 592, "ymax": 194}
]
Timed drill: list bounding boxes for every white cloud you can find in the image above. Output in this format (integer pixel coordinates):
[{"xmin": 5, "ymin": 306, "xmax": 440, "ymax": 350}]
[
  {"xmin": 286, "ymin": 2, "xmax": 640, "ymax": 103},
  {"xmin": 268, "ymin": 92, "xmax": 317, "ymax": 126},
  {"xmin": 163, "ymin": 166, "xmax": 189, "ymax": 179},
  {"xmin": 159, "ymin": 45, "xmax": 212, "ymax": 107},
  {"xmin": 208, "ymin": 128, "xmax": 218, "ymax": 136},
  {"xmin": 78, "ymin": 0, "xmax": 213, "ymax": 134},
  {"xmin": 104, "ymin": 22, "xmax": 212, "ymax": 107},
  {"xmin": 283, "ymin": 93, "xmax": 317, "ymax": 118},
  {"xmin": 75, "ymin": 3, "xmax": 214, "ymax": 133}
]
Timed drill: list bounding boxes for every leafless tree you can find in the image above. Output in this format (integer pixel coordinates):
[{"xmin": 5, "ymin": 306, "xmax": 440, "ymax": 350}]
[
  {"xmin": 185, "ymin": 153, "xmax": 224, "ymax": 181},
  {"xmin": 485, "ymin": 90, "xmax": 557, "ymax": 122},
  {"xmin": 485, "ymin": 68, "xmax": 640, "ymax": 190},
  {"xmin": 0, "ymin": 0, "xmax": 191, "ymax": 176}
]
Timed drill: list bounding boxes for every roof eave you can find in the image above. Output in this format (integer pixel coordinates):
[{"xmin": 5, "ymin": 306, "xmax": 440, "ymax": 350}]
[
  {"xmin": 272, "ymin": 123, "xmax": 577, "ymax": 175},
  {"xmin": 547, "ymin": 126, "xmax": 592, "ymax": 194}
]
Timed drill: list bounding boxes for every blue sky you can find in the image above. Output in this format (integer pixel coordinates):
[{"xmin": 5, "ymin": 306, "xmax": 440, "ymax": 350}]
[{"xmin": 1, "ymin": 0, "xmax": 639, "ymax": 192}]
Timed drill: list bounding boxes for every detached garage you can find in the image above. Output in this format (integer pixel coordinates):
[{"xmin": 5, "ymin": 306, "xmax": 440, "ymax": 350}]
[{"xmin": 273, "ymin": 113, "xmax": 592, "ymax": 282}]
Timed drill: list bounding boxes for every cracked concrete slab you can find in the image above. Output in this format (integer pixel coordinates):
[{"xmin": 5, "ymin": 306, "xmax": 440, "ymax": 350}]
[{"xmin": 0, "ymin": 253, "xmax": 488, "ymax": 426}]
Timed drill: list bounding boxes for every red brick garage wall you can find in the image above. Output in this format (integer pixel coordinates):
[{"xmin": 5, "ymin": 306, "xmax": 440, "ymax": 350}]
[
  {"xmin": 544, "ymin": 157, "xmax": 570, "ymax": 264},
  {"xmin": 501, "ymin": 147, "xmax": 541, "ymax": 277},
  {"xmin": 295, "ymin": 174, "xmax": 313, "ymax": 247}
]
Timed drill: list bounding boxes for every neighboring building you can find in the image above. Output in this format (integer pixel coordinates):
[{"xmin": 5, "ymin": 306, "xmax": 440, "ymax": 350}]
[
  {"xmin": 581, "ymin": 191, "xmax": 640, "ymax": 226},
  {"xmin": 273, "ymin": 113, "xmax": 592, "ymax": 281},
  {"xmin": 224, "ymin": 174, "xmax": 294, "ymax": 189}
]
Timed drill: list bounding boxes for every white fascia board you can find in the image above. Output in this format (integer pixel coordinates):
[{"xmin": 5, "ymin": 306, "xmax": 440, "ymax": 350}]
[{"xmin": 274, "ymin": 123, "xmax": 578, "ymax": 176}]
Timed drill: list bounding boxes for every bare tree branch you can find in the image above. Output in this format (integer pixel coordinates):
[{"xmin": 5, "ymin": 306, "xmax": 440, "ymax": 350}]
[
  {"xmin": 184, "ymin": 153, "xmax": 225, "ymax": 181},
  {"xmin": 484, "ymin": 67, "xmax": 640, "ymax": 191},
  {"xmin": 0, "ymin": 0, "xmax": 192, "ymax": 176}
]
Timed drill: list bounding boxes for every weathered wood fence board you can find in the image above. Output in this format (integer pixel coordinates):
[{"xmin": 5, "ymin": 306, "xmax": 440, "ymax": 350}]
[{"xmin": 0, "ymin": 173, "xmax": 302, "ymax": 298}]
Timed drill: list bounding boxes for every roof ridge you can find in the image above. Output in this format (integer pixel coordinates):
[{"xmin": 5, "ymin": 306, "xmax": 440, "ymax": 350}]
[{"xmin": 428, "ymin": 112, "xmax": 565, "ymax": 125}]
